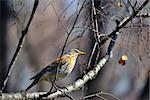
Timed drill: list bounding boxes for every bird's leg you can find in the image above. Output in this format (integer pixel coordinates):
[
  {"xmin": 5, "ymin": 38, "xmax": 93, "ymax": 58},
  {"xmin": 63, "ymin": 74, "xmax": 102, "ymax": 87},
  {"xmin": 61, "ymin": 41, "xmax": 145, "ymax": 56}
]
[
  {"xmin": 53, "ymin": 83, "xmax": 63, "ymax": 90},
  {"xmin": 39, "ymin": 81, "xmax": 55, "ymax": 99},
  {"xmin": 39, "ymin": 82, "xmax": 75, "ymax": 100},
  {"xmin": 53, "ymin": 83, "xmax": 59, "ymax": 90},
  {"xmin": 52, "ymin": 84, "xmax": 75, "ymax": 100},
  {"xmin": 49, "ymin": 81, "xmax": 55, "ymax": 92}
]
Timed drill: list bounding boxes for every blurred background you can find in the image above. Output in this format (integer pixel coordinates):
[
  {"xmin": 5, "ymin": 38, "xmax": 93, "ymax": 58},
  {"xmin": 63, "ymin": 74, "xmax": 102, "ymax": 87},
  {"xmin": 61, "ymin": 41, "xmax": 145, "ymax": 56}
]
[{"xmin": 0, "ymin": 0, "xmax": 149, "ymax": 100}]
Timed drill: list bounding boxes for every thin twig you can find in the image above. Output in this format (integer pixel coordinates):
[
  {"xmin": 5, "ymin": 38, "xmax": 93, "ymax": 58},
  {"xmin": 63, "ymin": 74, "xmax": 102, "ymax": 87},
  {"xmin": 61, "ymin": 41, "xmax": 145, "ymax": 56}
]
[
  {"xmin": 64, "ymin": 1, "xmax": 91, "ymax": 24},
  {"xmin": 55, "ymin": 0, "xmax": 87, "ymax": 82},
  {"xmin": 136, "ymin": 13, "xmax": 150, "ymax": 17},
  {"xmin": 99, "ymin": 0, "xmax": 149, "ymax": 47},
  {"xmin": 74, "ymin": 26, "xmax": 102, "ymax": 35},
  {"xmin": 99, "ymin": 92, "xmax": 120, "ymax": 100},
  {"xmin": 0, "ymin": 55, "xmax": 109, "ymax": 99},
  {"xmin": 38, "ymin": 0, "xmax": 148, "ymax": 99},
  {"xmin": 1, "ymin": 0, "xmax": 39, "ymax": 91},
  {"xmin": 91, "ymin": 0, "xmax": 100, "ymax": 42},
  {"xmin": 1, "ymin": 31, "xmax": 121, "ymax": 99},
  {"xmin": 87, "ymin": 42, "xmax": 98, "ymax": 68},
  {"xmin": 2, "ymin": 34, "xmax": 115, "ymax": 99},
  {"xmin": 58, "ymin": 0, "xmax": 76, "ymax": 20},
  {"xmin": 87, "ymin": 0, "xmax": 101, "ymax": 69},
  {"xmin": 53, "ymin": 84, "xmax": 76, "ymax": 100},
  {"xmin": 51, "ymin": 3, "xmax": 69, "ymax": 34},
  {"xmin": 40, "ymin": 0, "xmax": 88, "ymax": 98},
  {"xmin": 1, "ymin": 0, "xmax": 148, "ymax": 99},
  {"xmin": 82, "ymin": 91, "xmax": 120, "ymax": 100},
  {"xmin": 43, "ymin": 0, "xmax": 55, "ymax": 12}
]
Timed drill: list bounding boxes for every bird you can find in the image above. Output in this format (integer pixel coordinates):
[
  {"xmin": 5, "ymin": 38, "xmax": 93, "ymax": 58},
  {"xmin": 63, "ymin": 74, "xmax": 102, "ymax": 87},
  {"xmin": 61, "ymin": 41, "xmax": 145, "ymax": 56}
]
[{"xmin": 25, "ymin": 49, "xmax": 86, "ymax": 91}]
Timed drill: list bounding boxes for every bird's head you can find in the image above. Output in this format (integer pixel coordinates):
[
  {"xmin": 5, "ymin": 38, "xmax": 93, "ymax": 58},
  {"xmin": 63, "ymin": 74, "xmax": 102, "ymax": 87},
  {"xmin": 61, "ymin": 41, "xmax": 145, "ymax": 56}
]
[{"xmin": 69, "ymin": 49, "xmax": 86, "ymax": 56}]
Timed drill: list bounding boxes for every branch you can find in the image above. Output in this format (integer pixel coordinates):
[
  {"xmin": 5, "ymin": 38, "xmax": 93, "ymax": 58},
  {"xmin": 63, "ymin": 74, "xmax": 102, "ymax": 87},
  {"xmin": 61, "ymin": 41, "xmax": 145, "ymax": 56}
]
[
  {"xmin": 1, "ymin": 0, "xmax": 148, "ymax": 99},
  {"xmin": 83, "ymin": 91, "xmax": 120, "ymax": 100},
  {"xmin": 136, "ymin": 13, "xmax": 150, "ymax": 18},
  {"xmin": 0, "ymin": 92, "xmax": 46, "ymax": 100},
  {"xmin": 58, "ymin": 0, "xmax": 87, "ymax": 58},
  {"xmin": 0, "ymin": 30, "xmax": 120, "ymax": 99},
  {"xmin": 87, "ymin": 0, "xmax": 101, "ymax": 68},
  {"xmin": 43, "ymin": 0, "xmax": 148, "ymax": 98},
  {"xmin": 44, "ymin": 55, "xmax": 109, "ymax": 99},
  {"xmin": 98, "ymin": 0, "xmax": 149, "ymax": 47},
  {"xmin": 0, "ymin": 55, "xmax": 109, "ymax": 99},
  {"xmin": 47, "ymin": 0, "xmax": 87, "ymax": 94},
  {"xmin": 1, "ymin": 0, "xmax": 39, "ymax": 91}
]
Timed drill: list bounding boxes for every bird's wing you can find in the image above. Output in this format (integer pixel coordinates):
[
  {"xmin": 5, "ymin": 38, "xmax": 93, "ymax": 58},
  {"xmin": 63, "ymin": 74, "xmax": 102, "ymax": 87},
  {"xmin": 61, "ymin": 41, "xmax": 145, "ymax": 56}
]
[
  {"xmin": 25, "ymin": 55, "xmax": 70, "ymax": 91},
  {"xmin": 30, "ymin": 55, "xmax": 70, "ymax": 80}
]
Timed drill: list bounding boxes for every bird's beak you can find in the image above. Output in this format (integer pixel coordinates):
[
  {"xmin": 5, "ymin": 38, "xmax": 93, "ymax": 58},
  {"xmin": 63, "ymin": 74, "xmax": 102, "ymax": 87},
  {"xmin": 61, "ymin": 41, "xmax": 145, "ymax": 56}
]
[{"xmin": 79, "ymin": 51, "xmax": 86, "ymax": 55}]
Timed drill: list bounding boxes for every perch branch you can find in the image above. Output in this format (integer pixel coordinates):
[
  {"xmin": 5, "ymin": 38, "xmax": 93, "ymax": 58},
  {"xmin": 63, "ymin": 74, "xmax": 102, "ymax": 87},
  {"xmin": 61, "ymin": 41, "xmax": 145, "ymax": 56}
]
[
  {"xmin": 0, "ymin": 0, "xmax": 148, "ymax": 99},
  {"xmin": 0, "ymin": 29, "xmax": 121, "ymax": 99},
  {"xmin": 40, "ymin": 0, "xmax": 88, "ymax": 97},
  {"xmin": 0, "ymin": 55, "xmax": 109, "ymax": 99},
  {"xmin": 0, "ymin": 32, "xmax": 120, "ymax": 100}
]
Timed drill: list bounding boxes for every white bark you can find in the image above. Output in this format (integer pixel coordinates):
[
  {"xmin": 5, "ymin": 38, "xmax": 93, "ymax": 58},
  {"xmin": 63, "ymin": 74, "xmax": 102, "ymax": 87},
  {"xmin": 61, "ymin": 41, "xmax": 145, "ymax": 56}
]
[
  {"xmin": 46, "ymin": 55, "xmax": 109, "ymax": 99},
  {"xmin": 0, "ymin": 55, "xmax": 109, "ymax": 100}
]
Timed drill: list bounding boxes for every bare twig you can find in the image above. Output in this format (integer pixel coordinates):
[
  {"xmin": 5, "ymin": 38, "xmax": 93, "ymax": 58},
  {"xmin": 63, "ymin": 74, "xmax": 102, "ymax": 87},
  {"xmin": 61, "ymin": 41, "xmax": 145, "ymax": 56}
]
[
  {"xmin": 87, "ymin": 0, "xmax": 101, "ymax": 68},
  {"xmin": 74, "ymin": 26, "xmax": 102, "ymax": 35},
  {"xmin": 1, "ymin": 0, "xmax": 39, "ymax": 91},
  {"xmin": 40, "ymin": 0, "xmax": 88, "ymax": 98},
  {"xmin": 0, "ymin": 31, "xmax": 119, "ymax": 99},
  {"xmin": 1, "ymin": 31, "xmax": 120, "ymax": 99},
  {"xmin": 55, "ymin": 0, "xmax": 87, "ymax": 81},
  {"xmin": 43, "ymin": 0, "xmax": 54, "ymax": 12},
  {"xmin": 99, "ymin": 92, "xmax": 120, "ymax": 100},
  {"xmin": 0, "ymin": 55, "xmax": 109, "ymax": 99},
  {"xmin": 51, "ymin": 3, "xmax": 69, "ymax": 34},
  {"xmin": 0, "ymin": 0, "xmax": 148, "ymax": 99},
  {"xmin": 58, "ymin": 0, "xmax": 76, "ymax": 20},
  {"xmin": 83, "ymin": 91, "xmax": 120, "ymax": 100},
  {"xmin": 136, "ymin": 13, "xmax": 150, "ymax": 17},
  {"xmin": 91, "ymin": 0, "xmax": 100, "ymax": 42},
  {"xmin": 87, "ymin": 42, "xmax": 98, "ymax": 68},
  {"xmin": 64, "ymin": 1, "xmax": 91, "ymax": 24},
  {"xmin": 99, "ymin": 0, "xmax": 149, "ymax": 47},
  {"xmin": 44, "ymin": 0, "xmax": 149, "ymax": 98}
]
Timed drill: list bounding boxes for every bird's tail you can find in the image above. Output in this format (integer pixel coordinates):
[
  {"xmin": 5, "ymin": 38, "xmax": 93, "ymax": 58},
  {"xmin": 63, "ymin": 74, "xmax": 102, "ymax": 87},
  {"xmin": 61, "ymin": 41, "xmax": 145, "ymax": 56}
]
[
  {"xmin": 25, "ymin": 78, "xmax": 39, "ymax": 91},
  {"xmin": 25, "ymin": 68, "xmax": 45, "ymax": 91}
]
